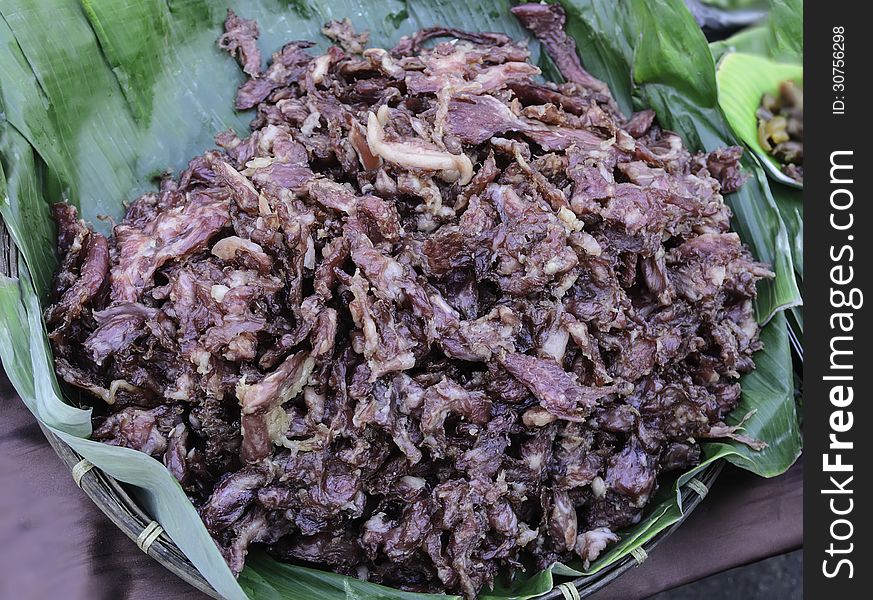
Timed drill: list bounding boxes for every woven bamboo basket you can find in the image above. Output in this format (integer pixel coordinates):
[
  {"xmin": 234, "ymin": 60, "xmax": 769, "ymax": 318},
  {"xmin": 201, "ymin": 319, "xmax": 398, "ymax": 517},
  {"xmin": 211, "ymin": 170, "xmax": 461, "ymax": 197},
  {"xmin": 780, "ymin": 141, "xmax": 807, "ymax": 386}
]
[{"xmin": 0, "ymin": 213, "xmax": 723, "ymax": 599}]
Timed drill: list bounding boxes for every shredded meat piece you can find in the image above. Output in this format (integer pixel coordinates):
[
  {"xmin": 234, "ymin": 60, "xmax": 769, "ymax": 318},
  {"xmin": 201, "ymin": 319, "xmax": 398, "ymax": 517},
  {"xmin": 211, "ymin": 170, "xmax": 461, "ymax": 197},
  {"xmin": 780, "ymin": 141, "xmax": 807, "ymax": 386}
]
[
  {"xmin": 322, "ymin": 18, "xmax": 369, "ymax": 54},
  {"xmin": 500, "ymin": 353, "xmax": 619, "ymax": 421},
  {"xmin": 45, "ymin": 5, "xmax": 771, "ymax": 597},
  {"xmin": 510, "ymin": 3, "xmax": 614, "ymax": 102},
  {"xmin": 44, "ymin": 205, "xmax": 110, "ymax": 332},
  {"xmin": 218, "ymin": 9, "xmax": 262, "ymax": 77}
]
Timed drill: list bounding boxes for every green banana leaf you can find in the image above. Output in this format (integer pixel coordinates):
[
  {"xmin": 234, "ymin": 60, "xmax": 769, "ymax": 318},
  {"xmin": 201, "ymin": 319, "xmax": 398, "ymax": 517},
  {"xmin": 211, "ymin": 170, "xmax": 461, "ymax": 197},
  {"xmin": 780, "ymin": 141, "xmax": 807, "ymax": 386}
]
[
  {"xmin": 716, "ymin": 52, "xmax": 802, "ymax": 187},
  {"xmin": 708, "ymin": 0, "xmax": 803, "ymax": 352},
  {"xmin": 771, "ymin": 184, "xmax": 802, "ymax": 282},
  {"xmin": 710, "ymin": 25, "xmax": 769, "ymax": 62},
  {"xmin": 766, "ymin": 0, "xmax": 802, "ymax": 59},
  {"xmin": 697, "ymin": 0, "xmax": 766, "ymax": 9},
  {"xmin": 0, "ymin": 1, "xmax": 802, "ymax": 599},
  {"xmin": 710, "ymin": 0, "xmax": 802, "ymax": 62}
]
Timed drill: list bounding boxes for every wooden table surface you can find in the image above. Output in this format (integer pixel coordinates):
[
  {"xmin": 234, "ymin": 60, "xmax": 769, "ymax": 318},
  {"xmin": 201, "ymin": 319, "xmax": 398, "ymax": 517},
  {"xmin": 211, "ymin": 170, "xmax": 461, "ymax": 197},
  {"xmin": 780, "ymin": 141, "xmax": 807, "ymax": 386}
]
[{"xmin": 0, "ymin": 370, "xmax": 802, "ymax": 600}]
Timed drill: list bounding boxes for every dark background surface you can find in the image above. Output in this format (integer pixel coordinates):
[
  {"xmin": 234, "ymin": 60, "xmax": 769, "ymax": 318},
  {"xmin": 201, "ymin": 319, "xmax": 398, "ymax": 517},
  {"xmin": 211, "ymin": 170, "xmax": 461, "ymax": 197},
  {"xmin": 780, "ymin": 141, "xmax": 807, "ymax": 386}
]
[
  {"xmin": 652, "ymin": 551, "xmax": 802, "ymax": 599},
  {"xmin": 1, "ymin": 369, "xmax": 801, "ymax": 600}
]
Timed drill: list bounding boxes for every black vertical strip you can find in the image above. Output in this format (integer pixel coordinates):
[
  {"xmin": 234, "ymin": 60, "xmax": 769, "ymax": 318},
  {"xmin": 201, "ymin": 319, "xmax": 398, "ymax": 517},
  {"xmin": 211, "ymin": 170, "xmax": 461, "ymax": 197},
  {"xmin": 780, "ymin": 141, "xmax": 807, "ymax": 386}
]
[{"xmin": 804, "ymin": 2, "xmax": 868, "ymax": 597}]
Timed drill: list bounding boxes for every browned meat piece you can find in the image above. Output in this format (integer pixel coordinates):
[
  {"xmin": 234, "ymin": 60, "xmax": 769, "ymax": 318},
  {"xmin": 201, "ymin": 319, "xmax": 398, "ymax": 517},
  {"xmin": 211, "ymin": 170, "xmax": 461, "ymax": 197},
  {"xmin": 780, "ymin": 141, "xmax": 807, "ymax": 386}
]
[
  {"xmin": 234, "ymin": 41, "xmax": 314, "ymax": 110},
  {"xmin": 500, "ymin": 353, "xmax": 619, "ymax": 422},
  {"xmin": 218, "ymin": 9, "xmax": 262, "ymax": 77},
  {"xmin": 202, "ymin": 462, "xmax": 277, "ymax": 533},
  {"xmin": 624, "ymin": 109, "xmax": 656, "ymax": 138},
  {"xmin": 392, "ymin": 27, "xmax": 518, "ymax": 56},
  {"xmin": 92, "ymin": 405, "xmax": 183, "ymax": 457},
  {"xmin": 110, "ymin": 189, "xmax": 229, "ymax": 302},
  {"xmin": 509, "ymin": 81, "xmax": 591, "ymax": 115},
  {"xmin": 45, "ymin": 11, "xmax": 770, "ymax": 598},
  {"xmin": 511, "ymin": 3, "xmax": 612, "ymax": 98},
  {"xmin": 236, "ymin": 351, "xmax": 314, "ymax": 462},
  {"xmin": 271, "ymin": 530, "xmax": 363, "ymax": 569},
  {"xmin": 420, "ymin": 377, "xmax": 491, "ymax": 455},
  {"xmin": 322, "ymin": 18, "xmax": 369, "ymax": 54},
  {"xmin": 222, "ymin": 507, "xmax": 293, "ymax": 574},
  {"xmin": 45, "ymin": 204, "xmax": 109, "ymax": 332},
  {"xmin": 446, "ymin": 95, "xmax": 528, "ymax": 144},
  {"xmin": 669, "ymin": 232, "xmax": 773, "ymax": 301},
  {"xmin": 605, "ymin": 437, "xmax": 657, "ymax": 507},
  {"xmin": 694, "ymin": 146, "xmax": 748, "ymax": 193},
  {"xmin": 85, "ymin": 303, "xmax": 159, "ymax": 365}
]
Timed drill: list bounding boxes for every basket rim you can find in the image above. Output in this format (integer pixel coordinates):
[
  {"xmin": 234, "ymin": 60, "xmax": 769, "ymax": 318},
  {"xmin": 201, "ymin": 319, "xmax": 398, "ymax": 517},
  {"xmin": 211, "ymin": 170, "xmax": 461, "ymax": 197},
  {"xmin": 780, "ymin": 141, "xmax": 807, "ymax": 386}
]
[
  {"xmin": 38, "ymin": 424, "xmax": 722, "ymax": 599},
  {"xmin": 2, "ymin": 213, "xmax": 723, "ymax": 599}
]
